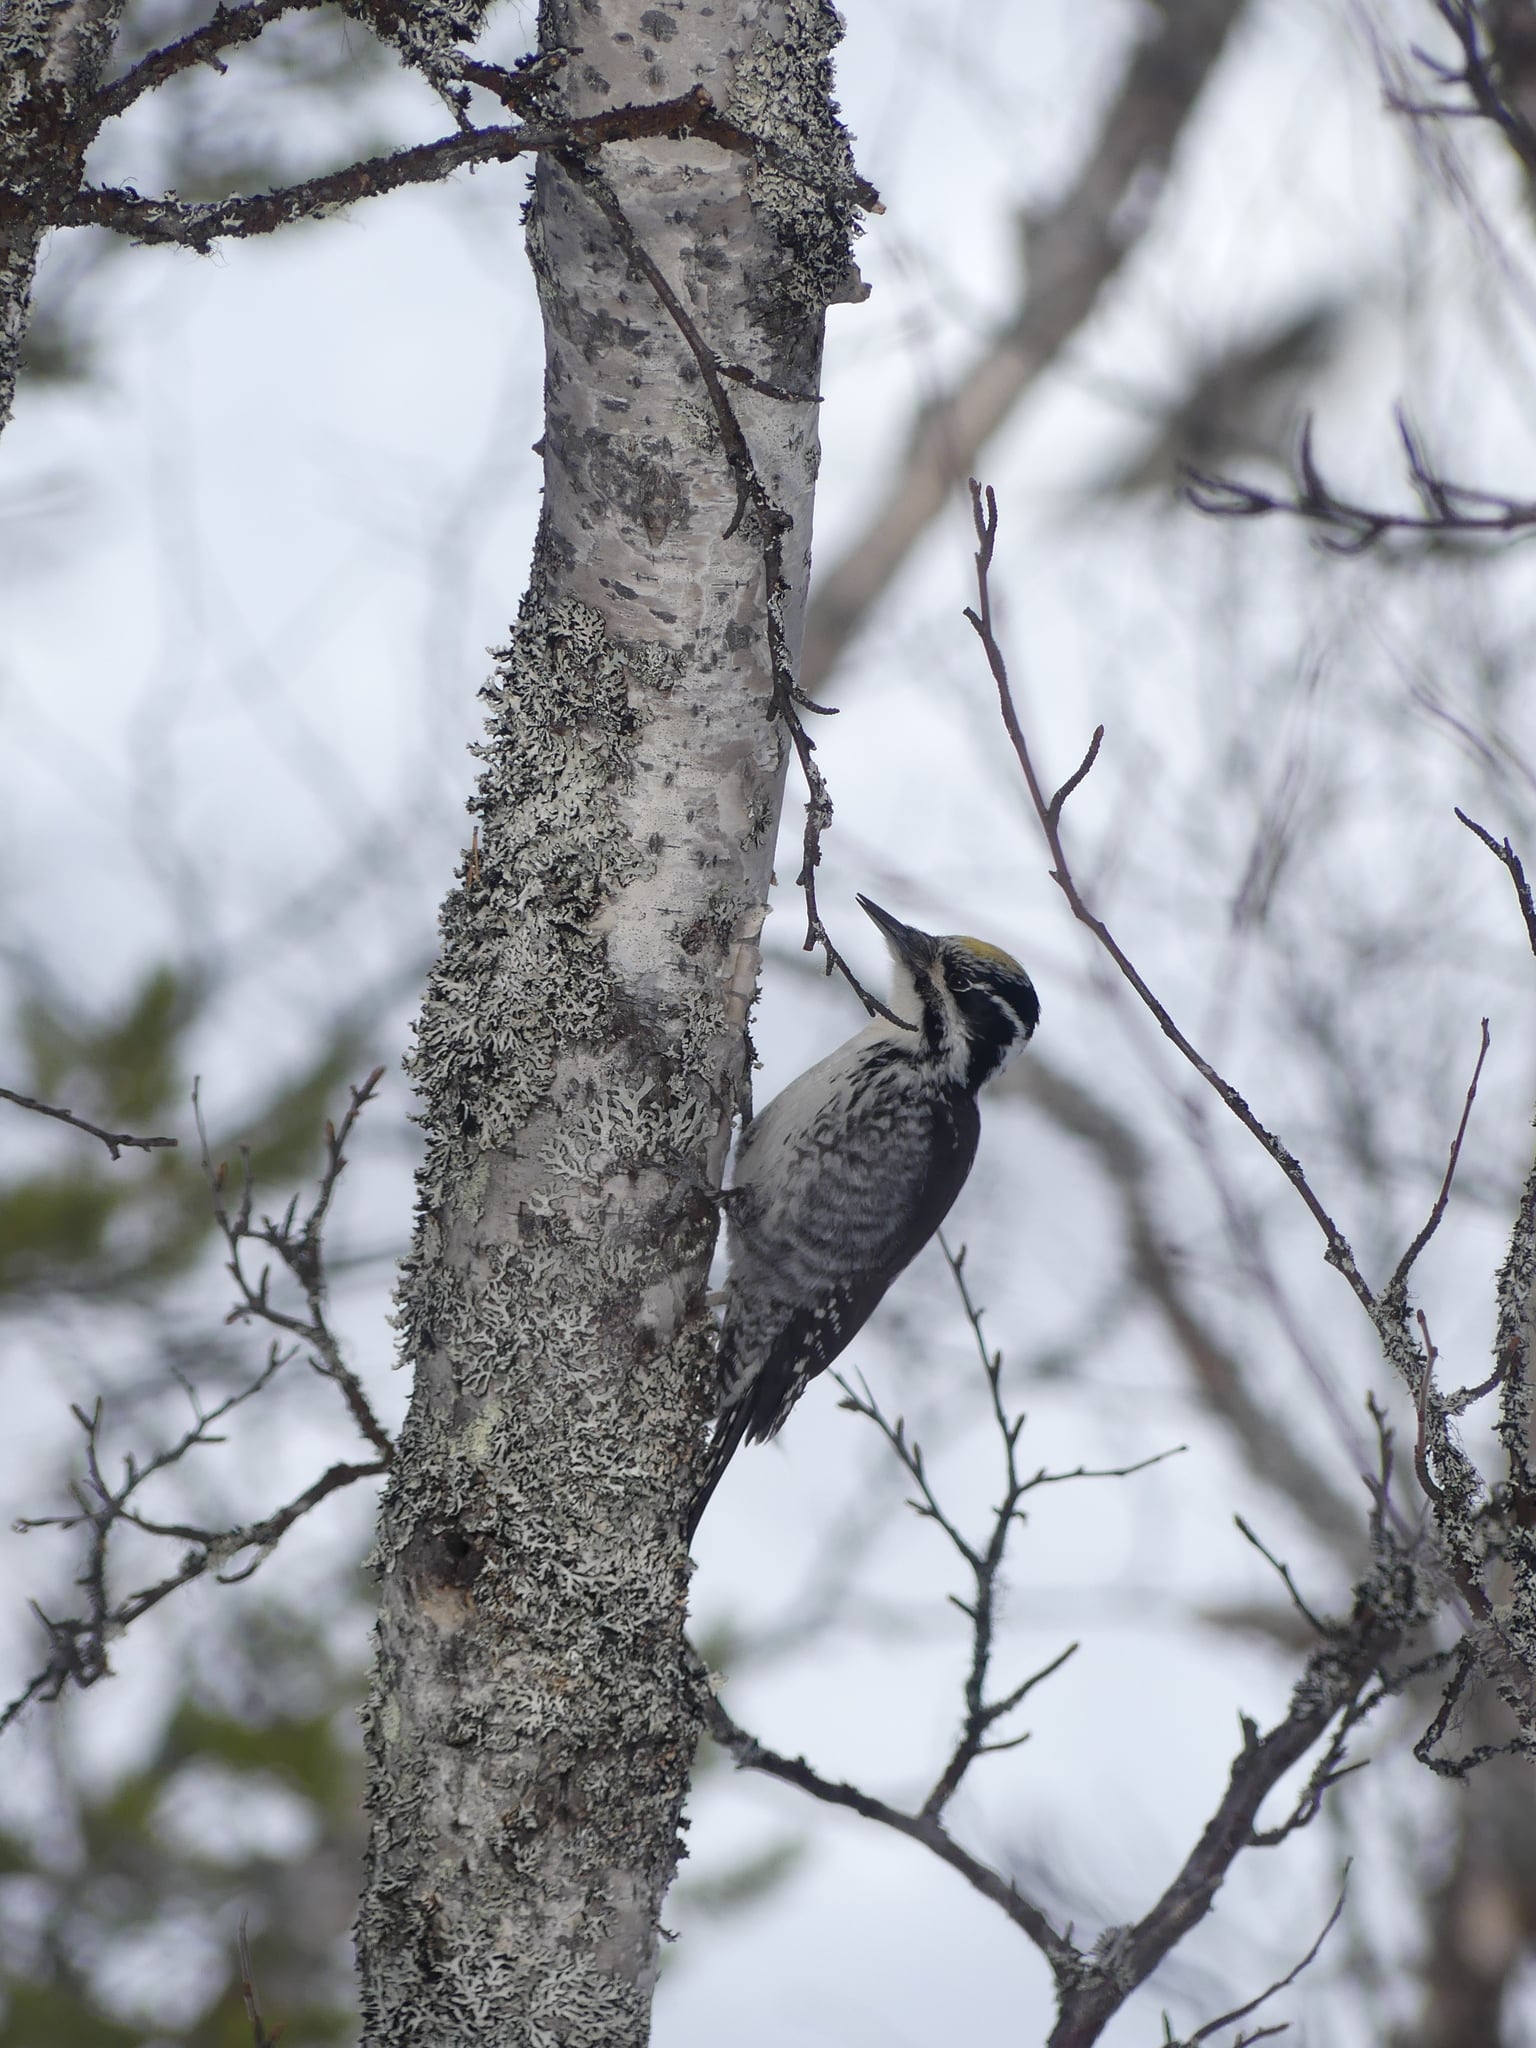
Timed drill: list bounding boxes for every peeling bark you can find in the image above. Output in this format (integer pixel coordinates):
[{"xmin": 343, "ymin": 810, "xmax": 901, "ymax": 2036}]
[{"xmin": 353, "ymin": 3, "xmax": 859, "ymax": 2040}]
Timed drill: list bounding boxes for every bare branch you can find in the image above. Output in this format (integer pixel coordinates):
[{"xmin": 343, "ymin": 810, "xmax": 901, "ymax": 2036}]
[
  {"xmin": 968, "ymin": 476, "xmax": 1536, "ymax": 1745},
  {"xmin": 64, "ymin": 89, "xmax": 740, "ymax": 252},
  {"xmin": 1385, "ymin": 1, "xmax": 1536, "ymax": 180},
  {"xmin": 4, "ymin": 1367, "xmax": 385, "ymax": 1733},
  {"xmin": 1185, "ymin": 412, "xmax": 1536, "ymax": 553},
  {"xmin": 964, "ymin": 479, "xmax": 1377, "ymax": 1319},
  {"xmin": 696, "ymin": 1660, "xmax": 1080, "ymax": 1980},
  {"xmin": 5, "ymin": 1072, "xmax": 395, "ymax": 1731},
  {"xmin": 1233, "ymin": 1517, "xmax": 1328, "ymax": 1638},
  {"xmin": 97, "ymin": 0, "xmax": 326, "ymax": 122},
  {"xmin": 837, "ymin": 1238, "xmax": 1171, "ymax": 1822},
  {"xmin": 1175, "ymin": 1870, "xmax": 1349, "ymax": 2045},
  {"xmin": 1387, "ymin": 1016, "xmax": 1491, "ymax": 1301},
  {"xmin": 0, "ymin": 1083, "xmax": 177, "ymax": 1158},
  {"xmin": 193, "ymin": 1070, "xmax": 395, "ymax": 1462},
  {"xmin": 1413, "ymin": 1634, "xmax": 1536, "ymax": 1777},
  {"xmin": 1455, "ymin": 808, "xmax": 1536, "ymax": 960},
  {"xmin": 702, "ymin": 1548, "xmax": 1410, "ymax": 2048}
]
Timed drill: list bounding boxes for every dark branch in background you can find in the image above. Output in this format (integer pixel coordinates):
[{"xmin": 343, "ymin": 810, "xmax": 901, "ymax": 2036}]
[
  {"xmin": 700, "ymin": 1233, "xmax": 1417, "ymax": 2046},
  {"xmin": 799, "ymin": 0, "xmax": 1249, "ymax": 694},
  {"xmin": 1184, "ymin": 413, "xmax": 1536, "ymax": 553},
  {"xmin": 556, "ymin": 152, "xmax": 907, "ymax": 1030},
  {"xmin": 0, "ymin": 1084, "xmax": 177, "ymax": 1159},
  {"xmin": 965, "ymin": 476, "xmax": 1536, "ymax": 1755},
  {"xmin": 3, "ymin": 1074, "xmax": 392, "ymax": 1735}
]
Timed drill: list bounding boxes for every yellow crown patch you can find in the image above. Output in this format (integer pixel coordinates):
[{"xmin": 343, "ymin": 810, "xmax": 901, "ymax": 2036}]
[{"xmin": 951, "ymin": 937, "xmax": 1026, "ymax": 976}]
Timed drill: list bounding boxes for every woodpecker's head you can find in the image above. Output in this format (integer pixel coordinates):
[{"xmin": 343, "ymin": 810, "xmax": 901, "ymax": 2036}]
[{"xmin": 857, "ymin": 895, "xmax": 1040, "ymax": 1093}]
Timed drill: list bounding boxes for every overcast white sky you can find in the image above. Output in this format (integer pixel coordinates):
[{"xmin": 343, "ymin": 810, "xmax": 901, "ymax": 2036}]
[{"xmin": 6, "ymin": 0, "xmax": 1536, "ymax": 2040}]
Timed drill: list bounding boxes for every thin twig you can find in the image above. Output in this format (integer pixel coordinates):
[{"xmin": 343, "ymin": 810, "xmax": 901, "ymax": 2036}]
[
  {"xmin": 1455, "ymin": 809, "xmax": 1536, "ymax": 959},
  {"xmin": 97, "ymin": 0, "xmax": 326, "ymax": 121},
  {"xmin": 1387, "ymin": 2, "xmax": 1536, "ymax": 178},
  {"xmin": 967, "ymin": 477, "xmax": 1536, "ymax": 1750},
  {"xmin": 836, "ymin": 1238, "xmax": 1173, "ymax": 1821},
  {"xmin": 964, "ymin": 479, "xmax": 1379, "ymax": 1324},
  {"xmin": 5, "ymin": 1073, "xmax": 395, "ymax": 1732},
  {"xmin": 695, "ymin": 1656, "xmax": 1079, "ymax": 1978},
  {"xmin": 1388, "ymin": 1017, "xmax": 1490, "ymax": 1302},
  {"xmin": 193, "ymin": 1071, "xmax": 394, "ymax": 1462},
  {"xmin": 237, "ymin": 1917, "xmax": 282, "ymax": 2048},
  {"xmin": 1179, "ymin": 1868, "xmax": 1349, "ymax": 2044},
  {"xmin": 0, "ymin": 1084, "xmax": 177, "ymax": 1159},
  {"xmin": 4, "ymin": 1379, "xmax": 385, "ymax": 1734},
  {"xmin": 1233, "ymin": 1517, "xmax": 1328, "ymax": 1637},
  {"xmin": 1185, "ymin": 412, "xmax": 1536, "ymax": 554}
]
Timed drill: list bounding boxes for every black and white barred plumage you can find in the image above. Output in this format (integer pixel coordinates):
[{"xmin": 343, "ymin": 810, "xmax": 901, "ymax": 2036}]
[{"xmin": 687, "ymin": 896, "xmax": 1039, "ymax": 1540}]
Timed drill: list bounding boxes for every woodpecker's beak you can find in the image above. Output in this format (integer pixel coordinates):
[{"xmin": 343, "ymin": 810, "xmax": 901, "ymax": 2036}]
[{"xmin": 856, "ymin": 895, "xmax": 937, "ymax": 971}]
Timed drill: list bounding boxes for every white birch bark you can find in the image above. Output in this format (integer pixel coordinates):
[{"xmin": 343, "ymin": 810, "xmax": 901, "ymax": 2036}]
[
  {"xmin": 354, "ymin": 3, "xmax": 862, "ymax": 2039},
  {"xmin": 0, "ymin": 0, "xmax": 128, "ymax": 434}
]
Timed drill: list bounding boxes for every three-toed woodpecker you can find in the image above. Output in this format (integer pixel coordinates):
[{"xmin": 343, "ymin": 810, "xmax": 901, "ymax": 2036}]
[{"xmin": 688, "ymin": 895, "xmax": 1039, "ymax": 1539}]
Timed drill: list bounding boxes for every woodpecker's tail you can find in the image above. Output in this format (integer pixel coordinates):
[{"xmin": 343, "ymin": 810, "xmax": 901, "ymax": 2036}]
[{"xmin": 685, "ymin": 1400, "xmax": 753, "ymax": 1545}]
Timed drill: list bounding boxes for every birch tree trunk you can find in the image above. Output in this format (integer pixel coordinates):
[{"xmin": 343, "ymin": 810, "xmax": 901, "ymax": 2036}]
[
  {"xmin": 354, "ymin": 3, "xmax": 861, "ymax": 2039},
  {"xmin": 0, "ymin": 0, "xmax": 128, "ymax": 434}
]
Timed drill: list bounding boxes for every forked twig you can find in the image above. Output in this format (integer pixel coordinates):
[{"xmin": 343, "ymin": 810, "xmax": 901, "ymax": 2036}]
[
  {"xmin": 5, "ymin": 1073, "xmax": 393, "ymax": 1733},
  {"xmin": 1185, "ymin": 412, "xmax": 1536, "ymax": 553},
  {"xmin": 967, "ymin": 475, "xmax": 1536, "ymax": 1746}
]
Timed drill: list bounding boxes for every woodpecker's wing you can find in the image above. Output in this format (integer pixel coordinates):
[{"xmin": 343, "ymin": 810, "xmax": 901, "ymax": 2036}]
[{"xmin": 719, "ymin": 1070, "xmax": 981, "ymax": 1441}]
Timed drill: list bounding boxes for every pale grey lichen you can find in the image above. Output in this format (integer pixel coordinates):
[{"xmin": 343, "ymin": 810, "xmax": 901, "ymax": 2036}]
[
  {"xmin": 361, "ymin": 582, "xmax": 735, "ymax": 2044},
  {"xmin": 356, "ymin": 2, "xmax": 851, "ymax": 2027},
  {"xmin": 400, "ymin": 595, "xmax": 643, "ymax": 1217},
  {"xmin": 726, "ymin": 0, "xmax": 862, "ymax": 313}
]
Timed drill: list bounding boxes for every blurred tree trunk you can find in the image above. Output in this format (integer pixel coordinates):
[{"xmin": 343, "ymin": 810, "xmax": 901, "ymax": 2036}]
[
  {"xmin": 0, "ymin": 0, "xmax": 127, "ymax": 433},
  {"xmin": 352, "ymin": 3, "xmax": 859, "ymax": 2040}
]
